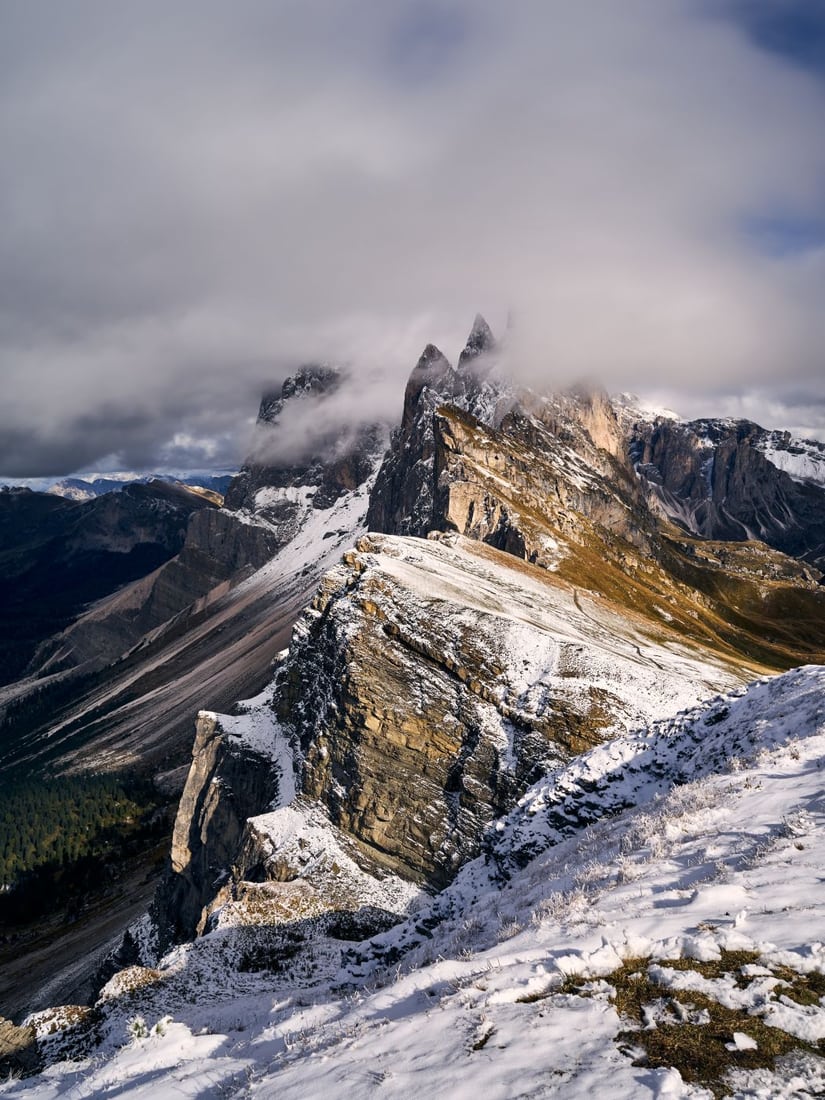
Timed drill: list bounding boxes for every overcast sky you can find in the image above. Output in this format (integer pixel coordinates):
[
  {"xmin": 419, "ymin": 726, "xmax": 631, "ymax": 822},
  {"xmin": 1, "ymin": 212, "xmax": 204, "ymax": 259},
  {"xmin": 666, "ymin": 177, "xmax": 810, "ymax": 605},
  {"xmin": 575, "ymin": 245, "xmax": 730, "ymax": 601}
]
[{"xmin": 2, "ymin": 1, "xmax": 825, "ymax": 477}]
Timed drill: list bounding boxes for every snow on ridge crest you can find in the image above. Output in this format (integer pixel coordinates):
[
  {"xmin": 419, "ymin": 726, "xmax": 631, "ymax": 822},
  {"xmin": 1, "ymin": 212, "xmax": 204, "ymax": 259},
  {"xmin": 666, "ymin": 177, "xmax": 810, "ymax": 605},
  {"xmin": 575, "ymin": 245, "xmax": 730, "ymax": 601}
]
[{"xmin": 490, "ymin": 664, "xmax": 825, "ymax": 872}]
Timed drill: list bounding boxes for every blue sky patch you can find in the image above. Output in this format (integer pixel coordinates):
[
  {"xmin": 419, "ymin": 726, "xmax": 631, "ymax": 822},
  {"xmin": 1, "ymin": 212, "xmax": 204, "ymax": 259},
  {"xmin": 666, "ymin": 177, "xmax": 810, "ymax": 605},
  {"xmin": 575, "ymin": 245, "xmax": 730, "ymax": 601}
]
[
  {"xmin": 744, "ymin": 213, "xmax": 825, "ymax": 257},
  {"xmin": 386, "ymin": 2, "xmax": 471, "ymax": 86},
  {"xmin": 723, "ymin": 0, "xmax": 825, "ymax": 78}
]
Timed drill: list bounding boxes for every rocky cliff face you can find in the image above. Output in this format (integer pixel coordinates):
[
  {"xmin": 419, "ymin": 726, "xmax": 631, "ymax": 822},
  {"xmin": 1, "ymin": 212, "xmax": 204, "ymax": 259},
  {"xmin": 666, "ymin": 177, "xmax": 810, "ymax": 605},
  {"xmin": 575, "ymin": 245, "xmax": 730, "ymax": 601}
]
[
  {"xmin": 151, "ymin": 527, "xmax": 758, "ymax": 953},
  {"xmin": 275, "ymin": 533, "xmax": 751, "ymax": 888},
  {"xmin": 226, "ymin": 365, "xmax": 386, "ymax": 517},
  {"xmin": 29, "ymin": 507, "xmax": 282, "ymax": 679},
  {"xmin": 368, "ymin": 317, "xmax": 646, "ymax": 570},
  {"xmin": 627, "ymin": 415, "xmax": 825, "ymax": 571},
  {"xmin": 149, "ymin": 709, "xmax": 281, "ymax": 953}
]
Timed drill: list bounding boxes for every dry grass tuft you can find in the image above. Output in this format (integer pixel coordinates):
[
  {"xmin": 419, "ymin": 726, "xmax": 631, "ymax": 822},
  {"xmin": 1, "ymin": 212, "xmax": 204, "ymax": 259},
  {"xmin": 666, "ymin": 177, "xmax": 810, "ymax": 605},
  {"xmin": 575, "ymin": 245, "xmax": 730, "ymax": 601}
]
[{"xmin": 575, "ymin": 951, "xmax": 825, "ymax": 1098}]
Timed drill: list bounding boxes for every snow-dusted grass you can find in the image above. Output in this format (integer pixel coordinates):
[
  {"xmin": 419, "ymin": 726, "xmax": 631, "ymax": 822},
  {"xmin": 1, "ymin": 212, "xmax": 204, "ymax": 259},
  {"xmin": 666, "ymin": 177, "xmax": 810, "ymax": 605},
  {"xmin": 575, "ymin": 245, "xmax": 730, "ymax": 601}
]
[{"xmin": 4, "ymin": 666, "xmax": 824, "ymax": 1098}]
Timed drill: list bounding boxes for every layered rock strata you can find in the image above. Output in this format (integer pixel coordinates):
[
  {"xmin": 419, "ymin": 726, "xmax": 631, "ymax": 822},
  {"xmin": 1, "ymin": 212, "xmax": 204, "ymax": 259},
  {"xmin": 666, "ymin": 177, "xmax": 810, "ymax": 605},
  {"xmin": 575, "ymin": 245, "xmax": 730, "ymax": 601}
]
[
  {"xmin": 368, "ymin": 317, "xmax": 650, "ymax": 571},
  {"xmin": 150, "ymin": 711, "xmax": 279, "ymax": 952}
]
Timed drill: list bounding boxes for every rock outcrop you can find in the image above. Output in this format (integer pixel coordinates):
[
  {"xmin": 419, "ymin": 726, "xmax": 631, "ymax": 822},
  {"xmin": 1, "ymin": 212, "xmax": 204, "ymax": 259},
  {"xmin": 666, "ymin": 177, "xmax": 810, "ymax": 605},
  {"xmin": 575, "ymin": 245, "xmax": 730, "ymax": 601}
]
[
  {"xmin": 259, "ymin": 534, "xmax": 750, "ymax": 889},
  {"xmin": 226, "ymin": 365, "xmax": 386, "ymax": 515},
  {"xmin": 369, "ymin": 317, "xmax": 650, "ymax": 570},
  {"xmin": 23, "ymin": 365, "xmax": 386, "ymax": 686},
  {"xmin": 0, "ymin": 1016, "xmax": 39, "ymax": 1076},
  {"xmin": 149, "ymin": 522, "xmax": 767, "ymax": 958},
  {"xmin": 149, "ymin": 710, "xmax": 279, "ymax": 953}
]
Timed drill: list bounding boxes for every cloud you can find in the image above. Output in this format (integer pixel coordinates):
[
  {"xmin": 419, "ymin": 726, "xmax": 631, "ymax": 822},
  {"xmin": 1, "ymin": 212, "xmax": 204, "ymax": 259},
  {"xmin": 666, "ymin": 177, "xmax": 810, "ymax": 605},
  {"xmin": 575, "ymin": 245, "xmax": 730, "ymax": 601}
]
[{"xmin": 2, "ymin": 0, "xmax": 825, "ymax": 476}]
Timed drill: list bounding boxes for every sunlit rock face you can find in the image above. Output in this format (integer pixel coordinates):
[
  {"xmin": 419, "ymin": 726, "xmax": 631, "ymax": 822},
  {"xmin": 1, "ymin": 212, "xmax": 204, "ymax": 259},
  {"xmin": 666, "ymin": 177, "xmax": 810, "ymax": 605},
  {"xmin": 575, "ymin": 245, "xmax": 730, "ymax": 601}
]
[
  {"xmin": 150, "ymin": 711, "xmax": 278, "ymax": 954},
  {"xmin": 272, "ymin": 531, "xmax": 748, "ymax": 889},
  {"xmin": 368, "ymin": 316, "xmax": 647, "ymax": 566}
]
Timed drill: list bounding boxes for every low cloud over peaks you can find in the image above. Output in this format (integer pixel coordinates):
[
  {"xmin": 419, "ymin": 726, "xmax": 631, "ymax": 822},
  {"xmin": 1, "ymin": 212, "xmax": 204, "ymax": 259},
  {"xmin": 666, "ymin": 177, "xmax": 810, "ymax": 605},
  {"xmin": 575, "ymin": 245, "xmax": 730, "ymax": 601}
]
[{"xmin": 2, "ymin": 1, "xmax": 825, "ymax": 477}]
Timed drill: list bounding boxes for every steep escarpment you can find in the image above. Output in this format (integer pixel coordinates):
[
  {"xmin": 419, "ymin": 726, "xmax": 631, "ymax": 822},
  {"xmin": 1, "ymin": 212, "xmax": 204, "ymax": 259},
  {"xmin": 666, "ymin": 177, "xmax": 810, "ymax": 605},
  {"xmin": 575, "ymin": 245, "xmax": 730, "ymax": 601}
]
[
  {"xmin": 365, "ymin": 319, "xmax": 825, "ymax": 672},
  {"xmin": 24, "ymin": 669, "xmax": 825, "ymax": 1097},
  {"xmin": 368, "ymin": 317, "xmax": 650, "ymax": 570},
  {"xmin": 28, "ymin": 507, "xmax": 282, "ymax": 679},
  {"xmin": 27, "ymin": 367, "xmax": 384, "ymax": 683},
  {"xmin": 149, "ymin": 709, "xmax": 280, "ymax": 953},
  {"xmin": 279, "ymin": 534, "xmax": 749, "ymax": 887},
  {"xmin": 151, "ymin": 529, "xmax": 749, "ymax": 954},
  {"xmin": 627, "ymin": 415, "xmax": 825, "ymax": 570},
  {"xmin": 2, "ymin": 364, "xmax": 385, "ymax": 781}
]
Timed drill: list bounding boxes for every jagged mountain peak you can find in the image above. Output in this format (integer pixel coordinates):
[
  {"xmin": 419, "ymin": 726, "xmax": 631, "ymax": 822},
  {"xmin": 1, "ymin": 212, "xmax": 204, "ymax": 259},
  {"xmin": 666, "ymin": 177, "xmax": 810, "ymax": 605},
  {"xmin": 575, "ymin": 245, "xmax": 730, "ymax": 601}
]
[
  {"xmin": 402, "ymin": 343, "xmax": 458, "ymax": 430},
  {"xmin": 458, "ymin": 312, "xmax": 496, "ymax": 371},
  {"xmin": 225, "ymin": 359, "xmax": 385, "ymax": 520},
  {"xmin": 612, "ymin": 391, "xmax": 681, "ymax": 428},
  {"xmin": 280, "ymin": 362, "xmax": 339, "ymax": 400},
  {"xmin": 258, "ymin": 363, "xmax": 340, "ymax": 424},
  {"xmin": 628, "ymin": 413, "xmax": 825, "ymax": 570}
]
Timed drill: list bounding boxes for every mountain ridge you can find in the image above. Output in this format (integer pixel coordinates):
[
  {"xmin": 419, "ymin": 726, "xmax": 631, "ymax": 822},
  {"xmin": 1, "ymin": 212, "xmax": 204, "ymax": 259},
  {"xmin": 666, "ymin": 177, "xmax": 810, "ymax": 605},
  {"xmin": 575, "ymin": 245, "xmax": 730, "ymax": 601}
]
[{"xmin": 3, "ymin": 317, "xmax": 825, "ymax": 1094}]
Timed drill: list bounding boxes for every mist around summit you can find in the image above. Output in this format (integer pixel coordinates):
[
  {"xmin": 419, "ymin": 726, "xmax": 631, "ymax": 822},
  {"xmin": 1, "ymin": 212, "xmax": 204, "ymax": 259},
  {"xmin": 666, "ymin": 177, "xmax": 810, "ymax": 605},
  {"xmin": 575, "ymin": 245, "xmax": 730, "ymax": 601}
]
[{"xmin": 2, "ymin": 1, "xmax": 825, "ymax": 477}]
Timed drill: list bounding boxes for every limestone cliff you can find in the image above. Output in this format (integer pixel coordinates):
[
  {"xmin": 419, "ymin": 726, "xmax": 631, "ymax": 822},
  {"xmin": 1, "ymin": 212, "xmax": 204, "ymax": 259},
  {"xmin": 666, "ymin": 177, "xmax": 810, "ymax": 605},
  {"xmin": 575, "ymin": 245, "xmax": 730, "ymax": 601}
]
[
  {"xmin": 31, "ymin": 507, "xmax": 281, "ymax": 677},
  {"xmin": 277, "ymin": 533, "xmax": 743, "ymax": 887},
  {"xmin": 368, "ymin": 317, "xmax": 649, "ymax": 571},
  {"xmin": 148, "ymin": 519, "xmax": 761, "ymax": 950},
  {"xmin": 149, "ymin": 710, "xmax": 279, "ymax": 953}
]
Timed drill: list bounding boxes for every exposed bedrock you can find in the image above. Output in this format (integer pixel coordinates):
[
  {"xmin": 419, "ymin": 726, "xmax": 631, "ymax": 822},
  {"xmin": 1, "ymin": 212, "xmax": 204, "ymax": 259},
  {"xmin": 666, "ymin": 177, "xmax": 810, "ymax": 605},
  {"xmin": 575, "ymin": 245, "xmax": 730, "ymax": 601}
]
[
  {"xmin": 629, "ymin": 417, "xmax": 825, "ymax": 569},
  {"xmin": 149, "ymin": 711, "xmax": 278, "ymax": 954}
]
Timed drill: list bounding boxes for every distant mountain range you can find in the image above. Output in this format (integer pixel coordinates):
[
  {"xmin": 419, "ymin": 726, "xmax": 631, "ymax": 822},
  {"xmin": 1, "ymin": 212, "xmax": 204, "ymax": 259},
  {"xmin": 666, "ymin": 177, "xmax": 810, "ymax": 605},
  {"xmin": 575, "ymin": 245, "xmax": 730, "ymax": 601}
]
[{"xmin": 0, "ymin": 470, "xmax": 237, "ymax": 501}]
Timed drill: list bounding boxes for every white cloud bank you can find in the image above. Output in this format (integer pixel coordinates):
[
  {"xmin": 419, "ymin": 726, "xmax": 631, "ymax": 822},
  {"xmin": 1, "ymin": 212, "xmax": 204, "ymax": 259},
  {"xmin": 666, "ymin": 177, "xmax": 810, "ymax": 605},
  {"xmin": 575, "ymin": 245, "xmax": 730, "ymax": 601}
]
[{"xmin": 1, "ymin": 0, "xmax": 825, "ymax": 474}]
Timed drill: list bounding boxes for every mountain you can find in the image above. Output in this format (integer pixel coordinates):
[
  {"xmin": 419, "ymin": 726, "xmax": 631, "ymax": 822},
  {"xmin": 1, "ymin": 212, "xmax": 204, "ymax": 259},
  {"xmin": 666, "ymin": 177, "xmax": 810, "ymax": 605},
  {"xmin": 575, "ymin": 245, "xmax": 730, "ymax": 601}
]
[
  {"xmin": 624, "ymin": 410, "xmax": 825, "ymax": 571},
  {"xmin": 2, "ymin": 317, "xmax": 825, "ymax": 1093},
  {"xmin": 45, "ymin": 473, "xmax": 235, "ymax": 504},
  {"xmin": 6, "ymin": 669, "xmax": 824, "ymax": 1097},
  {"xmin": 138, "ymin": 318, "xmax": 824, "ymax": 960},
  {"xmin": 0, "ymin": 480, "xmax": 217, "ymax": 689},
  {"xmin": 0, "ymin": 367, "xmax": 386, "ymax": 1019},
  {"xmin": 0, "ymin": 366, "xmax": 386, "ymax": 783}
]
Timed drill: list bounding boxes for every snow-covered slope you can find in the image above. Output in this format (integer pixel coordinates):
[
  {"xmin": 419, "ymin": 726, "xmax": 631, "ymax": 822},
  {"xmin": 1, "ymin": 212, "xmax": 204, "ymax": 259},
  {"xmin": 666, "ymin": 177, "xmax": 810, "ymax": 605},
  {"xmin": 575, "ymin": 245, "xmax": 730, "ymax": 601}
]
[
  {"xmin": 7, "ymin": 667, "xmax": 825, "ymax": 1099},
  {"xmin": 755, "ymin": 432, "xmax": 825, "ymax": 489}
]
